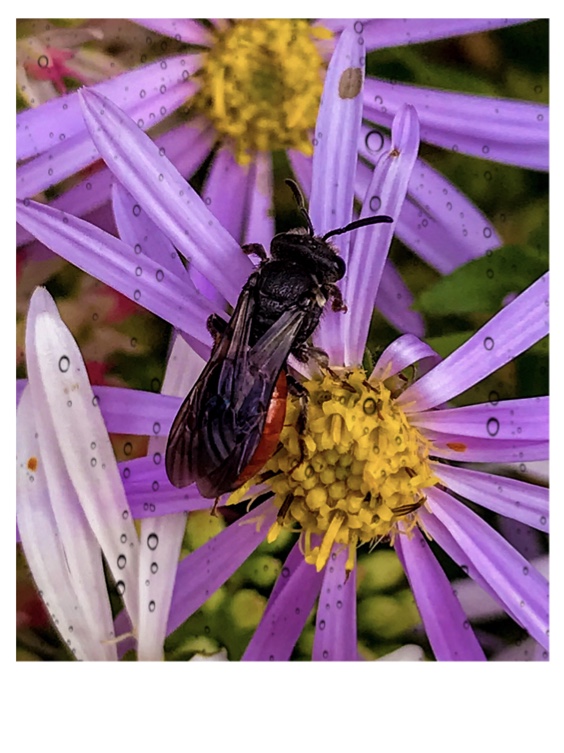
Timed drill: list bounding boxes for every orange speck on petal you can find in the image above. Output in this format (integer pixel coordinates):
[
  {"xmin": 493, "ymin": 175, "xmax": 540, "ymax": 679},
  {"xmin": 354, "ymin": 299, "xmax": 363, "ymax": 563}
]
[
  {"xmin": 446, "ymin": 442, "xmax": 467, "ymax": 452},
  {"xmin": 27, "ymin": 457, "xmax": 38, "ymax": 472}
]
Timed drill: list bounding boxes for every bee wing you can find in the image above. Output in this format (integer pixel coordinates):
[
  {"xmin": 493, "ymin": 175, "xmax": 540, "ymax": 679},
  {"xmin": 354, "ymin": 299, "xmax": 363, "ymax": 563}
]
[{"xmin": 165, "ymin": 278, "xmax": 306, "ymax": 497}]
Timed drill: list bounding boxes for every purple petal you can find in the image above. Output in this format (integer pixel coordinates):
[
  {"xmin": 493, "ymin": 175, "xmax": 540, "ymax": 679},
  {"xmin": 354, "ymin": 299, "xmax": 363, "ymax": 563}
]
[
  {"xmin": 371, "ymin": 333, "xmax": 441, "ymax": 380},
  {"xmin": 361, "ymin": 19, "xmax": 531, "ymax": 51},
  {"xmin": 309, "ymin": 24, "xmax": 365, "ymax": 363},
  {"xmin": 131, "ymin": 18, "xmax": 213, "ymax": 46},
  {"xmin": 423, "ymin": 488, "xmax": 549, "ymax": 649},
  {"xmin": 364, "ymin": 76, "xmax": 548, "ymax": 171},
  {"xmin": 395, "ymin": 528, "xmax": 486, "ymax": 660},
  {"xmin": 166, "ymin": 500, "xmax": 277, "ymax": 635},
  {"xmin": 424, "ymin": 430, "xmax": 548, "ymax": 463},
  {"xmin": 243, "ymin": 152, "xmax": 275, "ymax": 248},
  {"xmin": 16, "ymin": 199, "xmax": 215, "ymax": 350},
  {"xmin": 243, "ymin": 542, "xmax": 323, "ymax": 661},
  {"xmin": 79, "ymin": 88, "xmax": 251, "ymax": 305},
  {"xmin": 17, "ymin": 54, "xmax": 201, "ymax": 162},
  {"xmin": 312, "ymin": 546, "xmax": 357, "ymax": 661},
  {"xmin": 410, "ymin": 397, "xmax": 548, "ymax": 441},
  {"xmin": 374, "ymin": 260, "xmax": 426, "ymax": 336},
  {"xmin": 343, "ymin": 105, "xmax": 420, "ymax": 364},
  {"xmin": 201, "ymin": 147, "xmax": 252, "ymax": 243},
  {"xmin": 398, "ymin": 274, "xmax": 549, "ymax": 411},
  {"xmin": 433, "ymin": 464, "xmax": 548, "ymax": 533}
]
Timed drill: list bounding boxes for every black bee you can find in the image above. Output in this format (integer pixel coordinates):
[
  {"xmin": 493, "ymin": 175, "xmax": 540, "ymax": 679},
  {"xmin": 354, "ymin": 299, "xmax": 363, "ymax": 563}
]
[{"xmin": 165, "ymin": 180, "xmax": 393, "ymax": 500}]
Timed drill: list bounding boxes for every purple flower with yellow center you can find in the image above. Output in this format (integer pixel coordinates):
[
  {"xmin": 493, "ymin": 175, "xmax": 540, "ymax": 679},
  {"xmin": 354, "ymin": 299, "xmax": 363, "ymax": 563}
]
[
  {"xmin": 16, "ymin": 28, "xmax": 548, "ymax": 661},
  {"xmin": 16, "ymin": 18, "xmax": 547, "ymax": 334}
]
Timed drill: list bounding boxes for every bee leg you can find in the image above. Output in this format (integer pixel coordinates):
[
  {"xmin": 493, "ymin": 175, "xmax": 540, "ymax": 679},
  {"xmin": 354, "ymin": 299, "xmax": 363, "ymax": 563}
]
[
  {"xmin": 301, "ymin": 346, "xmax": 356, "ymax": 392},
  {"xmin": 286, "ymin": 375, "xmax": 309, "ymax": 469},
  {"xmin": 211, "ymin": 496, "xmax": 222, "ymax": 516},
  {"xmin": 241, "ymin": 243, "xmax": 268, "ymax": 262},
  {"xmin": 277, "ymin": 493, "xmax": 294, "ymax": 523},
  {"xmin": 326, "ymin": 283, "xmax": 347, "ymax": 313}
]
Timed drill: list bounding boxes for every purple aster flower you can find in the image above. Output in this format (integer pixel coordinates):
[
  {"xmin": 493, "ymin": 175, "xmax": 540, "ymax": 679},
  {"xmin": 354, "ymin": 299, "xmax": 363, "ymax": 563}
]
[
  {"xmin": 16, "ymin": 27, "xmax": 548, "ymax": 661},
  {"xmin": 16, "ymin": 18, "xmax": 547, "ymax": 334}
]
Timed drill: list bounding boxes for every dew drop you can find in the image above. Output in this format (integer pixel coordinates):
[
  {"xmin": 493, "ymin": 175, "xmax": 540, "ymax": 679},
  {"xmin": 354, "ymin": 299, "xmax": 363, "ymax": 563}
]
[
  {"xmin": 148, "ymin": 600, "xmax": 156, "ymax": 612},
  {"xmin": 122, "ymin": 510, "xmax": 129, "ymax": 520},
  {"xmin": 150, "ymin": 562, "xmax": 158, "ymax": 574},
  {"xmin": 483, "ymin": 337, "xmax": 494, "ymax": 351},
  {"xmin": 365, "ymin": 129, "xmax": 384, "ymax": 153},
  {"xmin": 322, "ymin": 650, "xmax": 329, "ymax": 659},
  {"xmin": 153, "ymin": 422, "xmax": 161, "ymax": 435},
  {"xmin": 117, "ymin": 554, "xmax": 126, "ymax": 569},
  {"xmin": 120, "ymin": 534, "xmax": 127, "ymax": 544},
  {"xmin": 37, "ymin": 54, "xmax": 49, "ymax": 68},
  {"xmin": 156, "ymin": 269, "xmax": 164, "ymax": 282},
  {"xmin": 281, "ymin": 567, "xmax": 290, "ymax": 579},
  {"xmin": 488, "ymin": 390, "xmax": 499, "ymax": 405},
  {"xmin": 523, "ymin": 566, "xmax": 529, "ymax": 576},
  {"xmin": 152, "ymin": 480, "xmax": 159, "ymax": 492},
  {"xmin": 132, "ymin": 204, "xmax": 141, "ymax": 217},
  {"xmin": 134, "ymin": 289, "xmax": 141, "ymax": 301},
  {"xmin": 319, "ymin": 620, "xmax": 326, "ymax": 631},
  {"xmin": 135, "ymin": 266, "xmax": 142, "ymax": 277},
  {"xmin": 147, "ymin": 533, "xmax": 159, "ymax": 551},
  {"xmin": 90, "ymin": 457, "xmax": 97, "ymax": 467},
  {"xmin": 369, "ymin": 196, "xmax": 382, "ymax": 212},
  {"xmin": 153, "ymin": 452, "xmax": 162, "ymax": 465},
  {"xmin": 124, "ymin": 442, "xmax": 133, "ymax": 456},
  {"xmin": 336, "ymin": 600, "xmax": 343, "ymax": 609},
  {"xmin": 123, "ymin": 467, "xmax": 131, "ymax": 480},
  {"xmin": 58, "ymin": 355, "xmax": 70, "ymax": 373},
  {"xmin": 486, "ymin": 417, "xmax": 500, "ymax": 437},
  {"xmin": 116, "ymin": 581, "xmax": 126, "ymax": 595},
  {"xmin": 134, "ymin": 243, "xmax": 142, "ymax": 255}
]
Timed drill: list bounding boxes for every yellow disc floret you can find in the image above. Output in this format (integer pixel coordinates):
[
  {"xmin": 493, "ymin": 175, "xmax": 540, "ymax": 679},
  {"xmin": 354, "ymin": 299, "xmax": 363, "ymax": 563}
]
[
  {"xmin": 192, "ymin": 19, "xmax": 331, "ymax": 163},
  {"xmin": 229, "ymin": 368, "xmax": 439, "ymax": 575}
]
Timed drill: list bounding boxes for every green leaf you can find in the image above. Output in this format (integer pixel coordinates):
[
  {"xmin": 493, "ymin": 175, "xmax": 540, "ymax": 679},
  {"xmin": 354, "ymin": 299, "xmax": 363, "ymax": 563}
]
[{"xmin": 414, "ymin": 244, "xmax": 548, "ymax": 316}]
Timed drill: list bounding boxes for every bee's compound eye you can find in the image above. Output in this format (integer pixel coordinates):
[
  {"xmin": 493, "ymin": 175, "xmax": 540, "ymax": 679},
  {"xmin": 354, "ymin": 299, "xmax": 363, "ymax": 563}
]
[{"xmin": 334, "ymin": 255, "xmax": 346, "ymax": 280}]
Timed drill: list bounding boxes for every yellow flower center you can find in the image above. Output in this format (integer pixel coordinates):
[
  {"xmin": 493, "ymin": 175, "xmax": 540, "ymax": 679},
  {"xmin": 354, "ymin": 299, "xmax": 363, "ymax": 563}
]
[
  {"xmin": 228, "ymin": 368, "xmax": 439, "ymax": 574},
  {"xmin": 192, "ymin": 19, "xmax": 332, "ymax": 164}
]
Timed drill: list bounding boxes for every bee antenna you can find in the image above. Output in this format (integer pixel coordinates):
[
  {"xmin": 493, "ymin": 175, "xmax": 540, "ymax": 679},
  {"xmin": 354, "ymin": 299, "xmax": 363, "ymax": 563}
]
[
  {"xmin": 285, "ymin": 179, "xmax": 315, "ymax": 237},
  {"xmin": 322, "ymin": 215, "xmax": 394, "ymax": 242}
]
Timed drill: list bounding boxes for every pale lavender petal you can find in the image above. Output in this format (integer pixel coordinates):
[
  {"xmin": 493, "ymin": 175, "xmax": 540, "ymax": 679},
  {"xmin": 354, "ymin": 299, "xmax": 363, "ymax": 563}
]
[
  {"xmin": 27, "ymin": 288, "xmax": 141, "ymax": 626},
  {"xmin": 287, "ymin": 149, "xmax": 312, "ymax": 199},
  {"xmin": 398, "ymin": 273, "xmax": 549, "ymax": 411},
  {"xmin": 374, "ymin": 260, "xmax": 425, "ymax": 335},
  {"xmin": 343, "ymin": 105, "xmax": 420, "ymax": 364},
  {"xmin": 395, "ymin": 527, "xmax": 486, "ymax": 660},
  {"xmin": 243, "ymin": 542, "xmax": 323, "ymax": 661},
  {"xmin": 371, "ymin": 333, "xmax": 441, "ymax": 381},
  {"xmin": 494, "ymin": 637, "xmax": 548, "ymax": 661},
  {"xmin": 364, "ymin": 77, "xmax": 548, "ymax": 171},
  {"xmin": 16, "ymin": 199, "xmax": 215, "ymax": 349},
  {"xmin": 312, "ymin": 546, "xmax": 357, "ymax": 661},
  {"xmin": 310, "ymin": 25, "xmax": 366, "ymax": 362},
  {"xmin": 361, "ymin": 19, "xmax": 530, "ymax": 51},
  {"xmin": 424, "ymin": 431, "xmax": 548, "ymax": 462},
  {"xmin": 201, "ymin": 147, "xmax": 252, "ymax": 243},
  {"xmin": 112, "ymin": 182, "xmax": 187, "ymax": 278},
  {"xmin": 17, "ymin": 54, "xmax": 201, "ymax": 162},
  {"xmin": 410, "ymin": 397, "xmax": 548, "ymax": 441},
  {"xmin": 137, "ymin": 335, "xmax": 205, "ymax": 660},
  {"xmin": 243, "ymin": 151, "xmax": 275, "ymax": 248},
  {"xmin": 433, "ymin": 463, "xmax": 548, "ymax": 533},
  {"xmin": 17, "ymin": 388, "xmax": 113, "ymax": 661},
  {"xmin": 424, "ymin": 487, "xmax": 549, "ymax": 649},
  {"xmin": 167, "ymin": 500, "xmax": 277, "ymax": 635},
  {"xmin": 131, "ymin": 18, "xmax": 213, "ymax": 46},
  {"xmin": 97, "ymin": 387, "xmax": 180, "ymax": 435},
  {"xmin": 79, "ymin": 88, "xmax": 251, "ymax": 305}
]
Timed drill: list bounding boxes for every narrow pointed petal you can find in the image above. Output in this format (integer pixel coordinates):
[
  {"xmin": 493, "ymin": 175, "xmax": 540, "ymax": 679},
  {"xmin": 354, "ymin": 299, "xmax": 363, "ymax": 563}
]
[
  {"xmin": 424, "ymin": 431, "xmax": 548, "ymax": 462},
  {"xmin": 313, "ymin": 547, "xmax": 357, "ymax": 661},
  {"xmin": 137, "ymin": 336, "xmax": 203, "ymax": 661},
  {"xmin": 309, "ymin": 23, "xmax": 366, "ymax": 362},
  {"xmin": 410, "ymin": 397, "xmax": 549, "ymax": 441},
  {"xmin": 433, "ymin": 464, "xmax": 548, "ymax": 533},
  {"xmin": 395, "ymin": 528, "xmax": 486, "ymax": 660},
  {"xmin": 398, "ymin": 274, "xmax": 549, "ymax": 411},
  {"xmin": 361, "ymin": 19, "xmax": 531, "ymax": 51},
  {"xmin": 201, "ymin": 147, "xmax": 252, "ymax": 243},
  {"xmin": 364, "ymin": 76, "xmax": 548, "ymax": 171},
  {"xmin": 343, "ymin": 105, "xmax": 420, "ymax": 364},
  {"xmin": 243, "ymin": 542, "xmax": 323, "ymax": 661},
  {"xmin": 27, "ymin": 288, "xmax": 141, "ymax": 626},
  {"xmin": 16, "ymin": 199, "xmax": 215, "ymax": 349},
  {"xmin": 423, "ymin": 488, "xmax": 549, "ymax": 649},
  {"xmin": 17, "ymin": 388, "xmax": 114, "ymax": 661},
  {"xmin": 374, "ymin": 260, "xmax": 425, "ymax": 336},
  {"xmin": 131, "ymin": 19, "xmax": 213, "ymax": 46},
  {"xmin": 79, "ymin": 88, "xmax": 251, "ymax": 304},
  {"xmin": 371, "ymin": 333, "xmax": 440, "ymax": 381},
  {"xmin": 167, "ymin": 500, "xmax": 277, "ymax": 635},
  {"xmin": 243, "ymin": 152, "xmax": 275, "ymax": 248}
]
